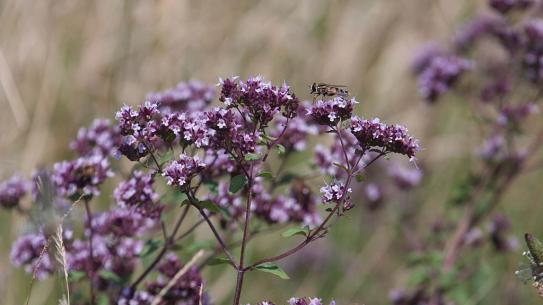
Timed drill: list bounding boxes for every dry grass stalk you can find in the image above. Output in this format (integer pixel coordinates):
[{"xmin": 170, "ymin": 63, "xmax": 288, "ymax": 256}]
[{"xmin": 150, "ymin": 250, "xmax": 205, "ymax": 305}]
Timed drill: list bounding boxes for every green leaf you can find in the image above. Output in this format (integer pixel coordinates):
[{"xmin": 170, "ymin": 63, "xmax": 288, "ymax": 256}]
[
  {"xmin": 203, "ymin": 181, "xmax": 219, "ymax": 195},
  {"xmin": 255, "ymin": 262, "xmax": 290, "ymax": 280},
  {"xmin": 281, "ymin": 226, "xmax": 310, "ymax": 238},
  {"xmin": 68, "ymin": 270, "xmax": 86, "ymax": 281},
  {"xmin": 257, "ymin": 171, "xmax": 274, "ymax": 179},
  {"xmin": 158, "ymin": 150, "xmax": 174, "ymax": 164},
  {"xmin": 139, "ymin": 239, "xmax": 163, "ymax": 258},
  {"xmin": 207, "ymin": 257, "xmax": 232, "ymax": 266},
  {"xmin": 355, "ymin": 174, "xmax": 365, "ymax": 182},
  {"xmin": 277, "ymin": 173, "xmax": 295, "ymax": 186},
  {"xmin": 98, "ymin": 270, "xmax": 122, "ymax": 284},
  {"xmin": 244, "ymin": 153, "xmax": 261, "ymax": 161},
  {"xmin": 275, "ymin": 144, "xmax": 286, "ymax": 155},
  {"xmin": 229, "ymin": 175, "xmax": 247, "ymax": 193},
  {"xmin": 332, "ymin": 162, "xmax": 349, "ymax": 172},
  {"xmin": 194, "ymin": 200, "xmax": 222, "ymax": 214}
]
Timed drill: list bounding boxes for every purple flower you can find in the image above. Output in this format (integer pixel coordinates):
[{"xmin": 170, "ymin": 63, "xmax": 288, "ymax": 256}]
[
  {"xmin": 488, "ymin": 214, "xmax": 519, "ymax": 252},
  {"xmin": 254, "ymin": 180, "xmax": 321, "ymax": 227},
  {"xmin": 314, "ymin": 131, "xmax": 367, "ymax": 179},
  {"xmin": 119, "ymin": 253, "xmax": 203, "ymax": 305},
  {"xmin": 114, "ymin": 171, "xmax": 162, "ymax": 218},
  {"xmin": 454, "ymin": 14, "xmax": 519, "ymax": 51},
  {"xmin": 364, "ymin": 183, "xmax": 383, "ymax": 210},
  {"xmin": 350, "ymin": 117, "xmax": 420, "ymax": 159},
  {"xmin": 269, "ymin": 115, "xmax": 318, "ymax": 152},
  {"xmin": 388, "ymin": 164, "xmax": 423, "ymax": 190},
  {"xmin": 92, "ymin": 208, "xmax": 156, "ymax": 237},
  {"xmin": 10, "ymin": 232, "xmax": 53, "ymax": 280},
  {"xmin": 477, "ymin": 134, "xmax": 506, "ymax": 161},
  {"xmin": 489, "ymin": 0, "xmax": 533, "ymax": 14},
  {"xmin": 306, "ymin": 97, "xmax": 358, "ymax": 126},
  {"xmin": 417, "ymin": 55, "xmax": 471, "ymax": 102},
  {"xmin": 496, "ymin": 102, "xmax": 538, "ymax": 126},
  {"xmin": 52, "ymin": 155, "xmax": 113, "ymax": 197},
  {"xmin": 0, "ymin": 175, "xmax": 29, "ymax": 209},
  {"xmin": 320, "ymin": 182, "xmax": 352, "ymax": 208},
  {"xmin": 205, "ymin": 107, "xmax": 259, "ymax": 156},
  {"xmin": 147, "ymin": 80, "xmax": 215, "ymax": 113},
  {"xmin": 70, "ymin": 119, "xmax": 121, "ymax": 157},
  {"xmin": 523, "ymin": 19, "xmax": 543, "ymax": 82},
  {"xmin": 218, "ymin": 76, "xmax": 300, "ymax": 125},
  {"xmin": 163, "ymin": 154, "xmax": 206, "ymax": 188},
  {"xmin": 480, "ymin": 76, "xmax": 511, "ymax": 102},
  {"xmin": 287, "ymin": 297, "xmax": 335, "ymax": 305},
  {"xmin": 115, "ymin": 102, "xmax": 162, "ymax": 160},
  {"xmin": 411, "ymin": 43, "xmax": 447, "ymax": 74},
  {"xmin": 162, "ymin": 111, "xmax": 212, "ymax": 148}
]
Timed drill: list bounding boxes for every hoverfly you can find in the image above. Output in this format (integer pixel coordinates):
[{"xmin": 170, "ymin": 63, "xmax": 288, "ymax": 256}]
[
  {"xmin": 516, "ymin": 233, "xmax": 543, "ymax": 299},
  {"xmin": 310, "ymin": 82, "xmax": 349, "ymax": 100}
]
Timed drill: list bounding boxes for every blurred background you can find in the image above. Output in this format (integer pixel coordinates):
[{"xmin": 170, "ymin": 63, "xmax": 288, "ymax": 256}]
[{"xmin": 1, "ymin": 0, "xmax": 542, "ymax": 304}]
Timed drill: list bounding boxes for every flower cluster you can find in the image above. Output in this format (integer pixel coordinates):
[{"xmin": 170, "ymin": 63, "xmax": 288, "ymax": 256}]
[
  {"xmin": 496, "ymin": 102, "xmax": 538, "ymax": 126},
  {"xmin": 147, "ymin": 80, "xmax": 215, "ymax": 113},
  {"xmin": 253, "ymin": 181, "xmax": 321, "ymax": 227},
  {"xmin": 70, "ymin": 119, "xmax": 121, "ymax": 157},
  {"xmin": 162, "ymin": 111, "xmax": 211, "ymax": 148},
  {"xmin": 314, "ymin": 131, "xmax": 366, "ymax": 179},
  {"xmin": 10, "ymin": 232, "xmax": 53, "ymax": 280},
  {"xmin": 489, "ymin": 0, "xmax": 533, "ymax": 15},
  {"xmin": 523, "ymin": 19, "xmax": 543, "ymax": 82},
  {"xmin": 350, "ymin": 117, "xmax": 420, "ymax": 159},
  {"xmin": 114, "ymin": 171, "xmax": 162, "ymax": 218},
  {"xmin": 163, "ymin": 154, "xmax": 206, "ymax": 188},
  {"xmin": 118, "ymin": 253, "xmax": 203, "ymax": 305},
  {"xmin": 320, "ymin": 182, "xmax": 352, "ymax": 209},
  {"xmin": 92, "ymin": 208, "xmax": 156, "ymax": 237},
  {"xmin": 205, "ymin": 107, "xmax": 259, "ymax": 156},
  {"xmin": 306, "ymin": 97, "xmax": 358, "ymax": 126},
  {"xmin": 253, "ymin": 297, "xmax": 336, "ymax": 305},
  {"xmin": 0, "ymin": 175, "xmax": 29, "ymax": 209},
  {"xmin": 416, "ymin": 54, "xmax": 471, "ymax": 102},
  {"xmin": 269, "ymin": 114, "xmax": 318, "ymax": 152},
  {"xmin": 454, "ymin": 14, "xmax": 518, "ymax": 51},
  {"xmin": 218, "ymin": 76, "xmax": 300, "ymax": 126},
  {"xmin": 67, "ymin": 209, "xmax": 155, "ymax": 284},
  {"xmin": 388, "ymin": 164, "xmax": 423, "ymax": 190},
  {"xmin": 52, "ymin": 154, "xmax": 113, "ymax": 197},
  {"xmin": 115, "ymin": 102, "xmax": 161, "ymax": 160}
]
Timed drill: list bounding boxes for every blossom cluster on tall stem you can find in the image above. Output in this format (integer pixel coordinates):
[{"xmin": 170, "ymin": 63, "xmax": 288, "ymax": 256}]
[
  {"xmin": 2, "ymin": 75, "xmax": 419, "ymax": 305},
  {"xmin": 392, "ymin": 1, "xmax": 543, "ymax": 304}
]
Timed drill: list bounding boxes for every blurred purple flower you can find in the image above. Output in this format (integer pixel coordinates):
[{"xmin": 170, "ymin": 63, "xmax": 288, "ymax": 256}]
[
  {"xmin": 114, "ymin": 171, "xmax": 162, "ymax": 218},
  {"xmin": 496, "ymin": 102, "xmax": 538, "ymax": 126},
  {"xmin": 0, "ymin": 175, "xmax": 29, "ymax": 209},
  {"xmin": 388, "ymin": 164, "xmax": 423, "ymax": 190},
  {"xmin": 70, "ymin": 119, "xmax": 121, "ymax": 157},
  {"xmin": 10, "ymin": 232, "xmax": 53, "ymax": 280},
  {"xmin": 119, "ymin": 253, "xmax": 203, "ymax": 305},
  {"xmin": 489, "ymin": 0, "xmax": 533, "ymax": 14},
  {"xmin": 416, "ymin": 55, "xmax": 471, "ymax": 102},
  {"xmin": 52, "ymin": 155, "xmax": 113, "ymax": 197},
  {"xmin": 147, "ymin": 80, "xmax": 215, "ymax": 114}
]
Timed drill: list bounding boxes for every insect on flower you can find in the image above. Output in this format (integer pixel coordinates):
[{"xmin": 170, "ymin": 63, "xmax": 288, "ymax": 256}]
[
  {"xmin": 310, "ymin": 83, "xmax": 350, "ymax": 100},
  {"xmin": 516, "ymin": 233, "xmax": 543, "ymax": 299}
]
